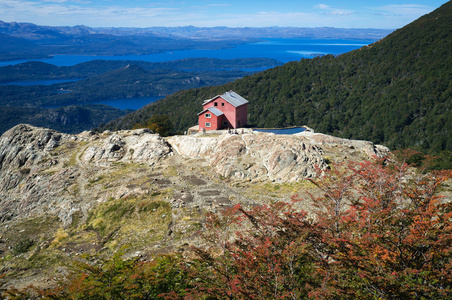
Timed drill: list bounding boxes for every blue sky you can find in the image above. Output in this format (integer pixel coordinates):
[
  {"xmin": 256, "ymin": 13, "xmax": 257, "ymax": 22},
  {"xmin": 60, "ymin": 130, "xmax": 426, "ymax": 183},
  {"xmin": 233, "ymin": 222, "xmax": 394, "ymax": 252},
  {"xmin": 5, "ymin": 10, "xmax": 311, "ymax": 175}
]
[{"xmin": 0, "ymin": 0, "xmax": 448, "ymax": 29}]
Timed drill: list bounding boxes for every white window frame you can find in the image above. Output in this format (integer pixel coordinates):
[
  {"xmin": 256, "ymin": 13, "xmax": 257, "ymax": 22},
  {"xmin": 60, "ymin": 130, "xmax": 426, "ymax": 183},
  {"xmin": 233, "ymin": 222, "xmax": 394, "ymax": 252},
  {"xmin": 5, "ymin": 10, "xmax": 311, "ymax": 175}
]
[
  {"xmin": 205, "ymin": 113, "xmax": 211, "ymax": 118},
  {"xmin": 205, "ymin": 122, "xmax": 211, "ymax": 127}
]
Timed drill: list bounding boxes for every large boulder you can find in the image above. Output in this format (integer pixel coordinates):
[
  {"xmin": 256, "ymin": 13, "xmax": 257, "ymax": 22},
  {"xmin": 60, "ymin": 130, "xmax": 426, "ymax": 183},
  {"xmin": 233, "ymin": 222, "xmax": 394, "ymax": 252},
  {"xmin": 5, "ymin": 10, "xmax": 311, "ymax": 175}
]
[{"xmin": 80, "ymin": 129, "xmax": 171, "ymax": 164}]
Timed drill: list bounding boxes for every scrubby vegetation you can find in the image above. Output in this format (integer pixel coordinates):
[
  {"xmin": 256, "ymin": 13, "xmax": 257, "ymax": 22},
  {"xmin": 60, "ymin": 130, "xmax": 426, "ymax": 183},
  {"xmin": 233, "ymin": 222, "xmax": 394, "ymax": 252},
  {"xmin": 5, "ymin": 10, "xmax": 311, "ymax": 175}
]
[
  {"xmin": 3, "ymin": 151, "xmax": 451, "ymax": 299},
  {"xmin": 132, "ymin": 114, "xmax": 175, "ymax": 137}
]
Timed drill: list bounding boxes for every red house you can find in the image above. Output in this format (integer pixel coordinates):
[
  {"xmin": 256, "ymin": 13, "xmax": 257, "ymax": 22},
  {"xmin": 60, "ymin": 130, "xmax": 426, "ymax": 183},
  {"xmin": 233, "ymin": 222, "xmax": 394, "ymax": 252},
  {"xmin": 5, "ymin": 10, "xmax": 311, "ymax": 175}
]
[{"xmin": 198, "ymin": 91, "xmax": 249, "ymax": 131}]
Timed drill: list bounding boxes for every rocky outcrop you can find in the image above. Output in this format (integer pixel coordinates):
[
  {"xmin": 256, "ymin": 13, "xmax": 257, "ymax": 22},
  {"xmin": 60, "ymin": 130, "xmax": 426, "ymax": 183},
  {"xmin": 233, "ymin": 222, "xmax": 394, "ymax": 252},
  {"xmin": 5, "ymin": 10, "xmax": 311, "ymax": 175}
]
[
  {"xmin": 209, "ymin": 133, "xmax": 326, "ymax": 182},
  {"xmin": 0, "ymin": 125, "xmax": 70, "ymax": 222},
  {"xmin": 0, "ymin": 124, "xmax": 67, "ymax": 173},
  {"xmin": 296, "ymin": 131, "xmax": 390, "ymax": 158},
  {"xmin": 167, "ymin": 135, "xmax": 218, "ymax": 158},
  {"xmin": 0, "ymin": 125, "xmax": 171, "ymax": 224},
  {"xmin": 0, "ymin": 124, "xmax": 390, "ymax": 225},
  {"xmin": 0, "ymin": 123, "xmax": 396, "ymax": 290},
  {"xmin": 168, "ymin": 133, "xmax": 326, "ymax": 181},
  {"xmin": 80, "ymin": 129, "xmax": 171, "ymax": 165},
  {"xmin": 168, "ymin": 131, "xmax": 389, "ymax": 182}
]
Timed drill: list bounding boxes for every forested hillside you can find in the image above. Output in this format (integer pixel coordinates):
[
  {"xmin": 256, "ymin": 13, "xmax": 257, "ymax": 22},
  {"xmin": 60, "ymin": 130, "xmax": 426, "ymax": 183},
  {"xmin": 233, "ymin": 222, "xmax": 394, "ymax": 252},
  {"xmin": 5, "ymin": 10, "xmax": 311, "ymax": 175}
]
[
  {"xmin": 101, "ymin": 1, "xmax": 452, "ymax": 155},
  {"xmin": 0, "ymin": 105, "xmax": 128, "ymax": 134},
  {"xmin": 0, "ymin": 58, "xmax": 279, "ymax": 134},
  {"xmin": 0, "ymin": 58, "xmax": 280, "ymax": 83}
]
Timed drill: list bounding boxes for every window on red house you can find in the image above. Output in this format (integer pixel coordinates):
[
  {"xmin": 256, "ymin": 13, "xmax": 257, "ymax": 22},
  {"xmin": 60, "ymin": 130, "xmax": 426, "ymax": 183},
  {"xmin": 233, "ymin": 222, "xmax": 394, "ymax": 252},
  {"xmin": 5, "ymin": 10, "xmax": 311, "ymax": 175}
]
[
  {"xmin": 205, "ymin": 122, "xmax": 211, "ymax": 127},
  {"xmin": 214, "ymin": 102, "xmax": 218, "ymax": 106},
  {"xmin": 205, "ymin": 113, "xmax": 211, "ymax": 118}
]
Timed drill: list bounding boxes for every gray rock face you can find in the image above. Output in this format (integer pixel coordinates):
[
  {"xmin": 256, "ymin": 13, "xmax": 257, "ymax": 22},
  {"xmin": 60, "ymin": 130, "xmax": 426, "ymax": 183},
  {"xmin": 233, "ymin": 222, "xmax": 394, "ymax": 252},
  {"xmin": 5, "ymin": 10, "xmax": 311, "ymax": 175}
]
[
  {"xmin": 209, "ymin": 133, "xmax": 327, "ymax": 182},
  {"xmin": 0, "ymin": 125, "xmax": 171, "ymax": 224},
  {"xmin": 0, "ymin": 124, "xmax": 66, "ymax": 172},
  {"xmin": 168, "ymin": 135, "xmax": 218, "ymax": 158},
  {"xmin": 169, "ymin": 131, "xmax": 389, "ymax": 182},
  {"xmin": 80, "ymin": 129, "xmax": 171, "ymax": 164},
  {"xmin": 0, "ymin": 125, "xmax": 70, "ymax": 222},
  {"xmin": 0, "ymin": 124, "xmax": 390, "ymax": 225},
  {"xmin": 296, "ymin": 131, "xmax": 390, "ymax": 158}
]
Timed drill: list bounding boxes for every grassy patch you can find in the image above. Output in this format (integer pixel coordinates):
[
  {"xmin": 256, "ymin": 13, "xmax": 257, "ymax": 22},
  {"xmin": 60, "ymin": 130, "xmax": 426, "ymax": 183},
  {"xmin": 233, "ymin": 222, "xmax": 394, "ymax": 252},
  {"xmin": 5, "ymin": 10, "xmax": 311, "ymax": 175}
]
[
  {"xmin": 0, "ymin": 215, "xmax": 61, "ymax": 247},
  {"xmin": 163, "ymin": 165, "xmax": 178, "ymax": 177},
  {"xmin": 234, "ymin": 180, "xmax": 317, "ymax": 203},
  {"xmin": 93, "ymin": 163, "xmax": 146, "ymax": 189},
  {"xmin": 50, "ymin": 228, "xmax": 69, "ymax": 248},
  {"xmin": 12, "ymin": 238, "xmax": 35, "ymax": 255},
  {"xmin": 87, "ymin": 175, "xmax": 105, "ymax": 186},
  {"xmin": 64, "ymin": 152, "xmax": 78, "ymax": 167},
  {"xmin": 83, "ymin": 195, "xmax": 172, "ymax": 249},
  {"xmin": 77, "ymin": 142, "xmax": 89, "ymax": 160},
  {"xmin": 27, "ymin": 251, "xmax": 66, "ymax": 270}
]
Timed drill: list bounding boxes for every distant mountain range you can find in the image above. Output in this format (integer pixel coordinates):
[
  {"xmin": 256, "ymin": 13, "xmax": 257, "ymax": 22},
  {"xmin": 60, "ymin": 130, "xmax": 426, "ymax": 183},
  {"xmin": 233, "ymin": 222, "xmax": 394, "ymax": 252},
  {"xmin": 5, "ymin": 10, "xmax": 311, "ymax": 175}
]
[
  {"xmin": 0, "ymin": 20, "xmax": 392, "ymax": 61},
  {"xmin": 92, "ymin": 26, "xmax": 393, "ymax": 40},
  {"xmin": 101, "ymin": 1, "xmax": 452, "ymax": 159}
]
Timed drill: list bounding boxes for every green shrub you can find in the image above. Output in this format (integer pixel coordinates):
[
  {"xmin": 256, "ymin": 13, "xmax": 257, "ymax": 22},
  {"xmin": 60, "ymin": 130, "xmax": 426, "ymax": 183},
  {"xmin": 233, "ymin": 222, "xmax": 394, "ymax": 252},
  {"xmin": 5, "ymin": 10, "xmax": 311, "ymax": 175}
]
[{"xmin": 12, "ymin": 238, "xmax": 34, "ymax": 255}]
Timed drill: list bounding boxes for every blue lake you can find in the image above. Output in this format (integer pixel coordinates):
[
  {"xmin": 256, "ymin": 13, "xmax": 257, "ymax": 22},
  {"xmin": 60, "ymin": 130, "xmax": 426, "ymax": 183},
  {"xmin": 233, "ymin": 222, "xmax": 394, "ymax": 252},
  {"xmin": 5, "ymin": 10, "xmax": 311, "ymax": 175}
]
[
  {"xmin": 95, "ymin": 96, "xmax": 162, "ymax": 110},
  {"xmin": 255, "ymin": 127, "xmax": 307, "ymax": 134},
  {"xmin": 0, "ymin": 38, "xmax": 375, "ymax": 67},
  {"xmin": 0, "ymin": 38, "xmax": 376, "ymax": 111}
]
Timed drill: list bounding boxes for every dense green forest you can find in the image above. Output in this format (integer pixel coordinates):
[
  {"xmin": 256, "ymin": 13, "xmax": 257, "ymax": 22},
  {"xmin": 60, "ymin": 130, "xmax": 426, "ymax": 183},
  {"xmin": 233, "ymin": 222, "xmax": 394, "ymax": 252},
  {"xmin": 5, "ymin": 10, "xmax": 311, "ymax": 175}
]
[{"xmin": 100, "ymin": 1, "xmax": 452, "ymax": 156}]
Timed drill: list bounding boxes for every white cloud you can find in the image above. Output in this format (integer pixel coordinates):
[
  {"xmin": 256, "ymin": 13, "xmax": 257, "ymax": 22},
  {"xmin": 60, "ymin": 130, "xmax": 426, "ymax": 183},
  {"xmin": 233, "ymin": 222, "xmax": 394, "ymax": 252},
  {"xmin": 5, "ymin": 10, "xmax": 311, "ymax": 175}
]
[
  {"xmin": 207, "ymin": 4, "xmax": 230, "ymax": 7},
  {"xmin": 372, "ymin": 4, "xmax": 432, "ymax": 16},
  {"xmin": 42, "ymin": 0, "xmax": 68, "ymax": 3},
  {"xmin": 314, "ymin": 4, "xmax": 330, "ymax": 10},
  {"xmin": 329, "ymin": 10, "xmax": 352, "ymax": 16},
  {"xmin": 314, "ymin": 3, "xmax": 353, "ymax": 16}
]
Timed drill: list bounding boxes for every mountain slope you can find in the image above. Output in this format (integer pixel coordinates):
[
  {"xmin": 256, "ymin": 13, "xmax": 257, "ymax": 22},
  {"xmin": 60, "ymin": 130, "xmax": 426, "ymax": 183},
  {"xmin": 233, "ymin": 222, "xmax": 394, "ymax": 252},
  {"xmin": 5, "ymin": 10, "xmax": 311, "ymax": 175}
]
[
  {"xmin": 0, "ymin": 124, "xmax": 390, "ymax": 288},
  {"xmin": 0, "ymin": 105, "xmax": 128, "ymax": 134},
  {"xmin": 101, "ymin": 1, "xmax": 452, "ymax": 154}
]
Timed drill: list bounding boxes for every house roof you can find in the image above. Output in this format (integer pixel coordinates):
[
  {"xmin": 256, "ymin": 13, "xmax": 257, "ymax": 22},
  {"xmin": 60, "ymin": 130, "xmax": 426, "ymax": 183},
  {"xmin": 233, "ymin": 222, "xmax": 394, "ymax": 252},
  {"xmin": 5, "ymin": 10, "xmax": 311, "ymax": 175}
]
[
  {"xmin": 197, "ymin": 106, "xmax": 224, "ymax": 116},
  {"xmin": 203, "ymin": 90, "xmax": 249, "ymax": 108}
]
